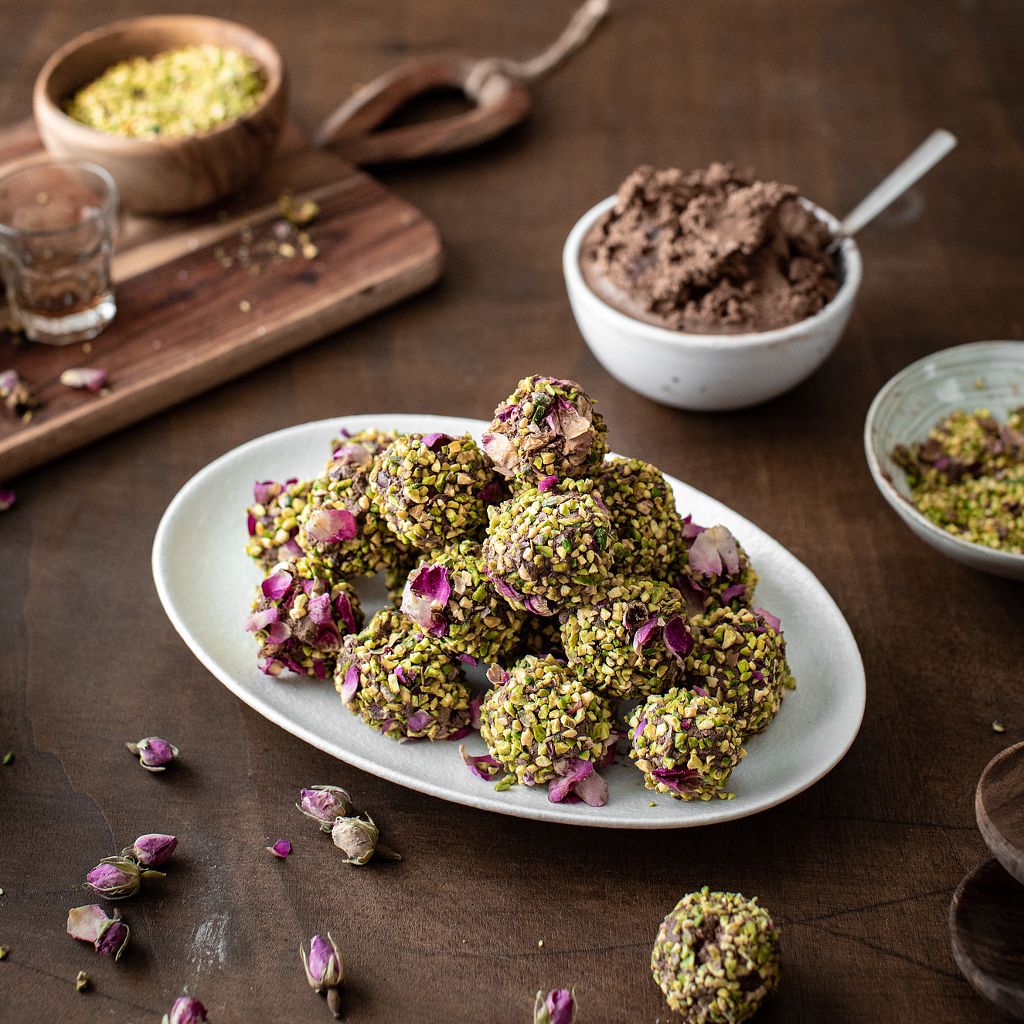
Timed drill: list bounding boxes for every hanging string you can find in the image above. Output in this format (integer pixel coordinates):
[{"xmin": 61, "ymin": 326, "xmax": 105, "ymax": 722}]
[{"xmin": 466, "ymin": 0, "xmax": 610, "ymax": 96}]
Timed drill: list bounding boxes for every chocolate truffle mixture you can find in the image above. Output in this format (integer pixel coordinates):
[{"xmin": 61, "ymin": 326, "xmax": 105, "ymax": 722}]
[{"xmin": 581, "ymin": 163, "xmax": 839, "ymax": 334}]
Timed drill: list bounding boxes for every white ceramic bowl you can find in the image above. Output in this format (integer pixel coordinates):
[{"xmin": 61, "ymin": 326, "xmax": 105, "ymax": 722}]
[
  {"xmin": 864, "ymin": 340, "xmax": 1024, "ymax": 580},
  {"xmin": 563, "ymin": 195, "xmax": 862, "ymax": 411}
]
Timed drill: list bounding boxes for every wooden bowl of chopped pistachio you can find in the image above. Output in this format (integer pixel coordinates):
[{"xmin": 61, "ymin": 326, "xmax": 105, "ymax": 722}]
[
  {"xmin": 865, "ymin": 340, "xmax": 1024, "ymax": 580},
  {"xmin": 33, "ymin": 15, "xmax": 287, "ymax": 215}
]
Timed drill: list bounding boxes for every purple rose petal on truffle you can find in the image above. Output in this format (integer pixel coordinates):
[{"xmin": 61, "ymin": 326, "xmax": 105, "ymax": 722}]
[
  {"xmin": 308, "ymin": 592, "xmax": 333, "ymax": 626},
  {"xmin": 538, "ymin": 475, "xmax": 559, "ymax": 492},
  {"xmin": 253, "ymin": 480, "xmax": 277, "ymax": 504},
  {"xmin": 545, "ymin": 398, "xmax": 590, "ymax": 439},
  {"xmin": 245, "ymin": 607, "xmax": 279, "ymax": 632},
  {"xmin": 340, "ymin": 664, "xmax": 360, "ymax": 703},
  {"xmin": 264, "ymin": 620, "xmax": 291, "ymax": 645},
  {"xmin": 406, "ymin": 710, "xmax": 431, "ymax": 733},
  {"xmin": 478, "ymin": 480, "xmax": 503, "ymax": 504},
  {"xmin": 261, "ymin": 569, "xmax": 292, "ymax": 600},
  {"xmin": 663, "ymin": 616, "xmax": 694, "ymax": 659},
  {"xmin": 688, "ymin": 524, "xmax": 740, "ymax": 578},
  {"xmin": 422, "ymin": 432, "xmax": 450, "ymax": 450},
  {"xmin": 632, "ymin": 716, "xmax": 648, "ymax": 741},
  {"xmin": 755, "ymin": 607, "xmax": 782, "ymax": 633},
  {"xmin": 679, "ymin": 514, "xmax": 705, "ymax": 542},
  {"xmin": 305, "ymin": 508, "xmax": 357, "ymax": 544},
  {"xmin": 402, "ymin": 564, "xmax": 452, "ymax": 636},
  {"xmin": 334, "ymin": 592, "xmax": 357, "ymax": 635},
  {"xmin": 632, "ymin": 616, "xmax": 660, "ymax": 653},
  {"xmin": 720, "ymin": 583, "xmax": 747, "ymax": 603},
  {"xmin": 652, "ymin": 766, "xmax": 700, "ymax": 795}
]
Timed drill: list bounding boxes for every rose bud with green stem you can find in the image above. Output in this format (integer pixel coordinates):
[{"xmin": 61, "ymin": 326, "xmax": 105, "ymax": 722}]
[
  {"xmin": 85, "ymin": 856, "xmax": 164, "ymax": 899},
  {"xmin": 301, "ymin": 933, "xmax": 345, "ymax": 1019},
  {"xmin": 330, "ymin": 815, "xmax": 402, "ymax": 865},
  {"xmin": 296, "ymin": 785, "xmax": 353, "ymax": 832}
]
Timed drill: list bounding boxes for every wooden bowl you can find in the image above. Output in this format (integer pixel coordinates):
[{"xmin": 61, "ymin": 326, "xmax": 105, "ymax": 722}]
[{"xmin": 33, "ymin": 16, "xmax": 287, "ymax": 215}]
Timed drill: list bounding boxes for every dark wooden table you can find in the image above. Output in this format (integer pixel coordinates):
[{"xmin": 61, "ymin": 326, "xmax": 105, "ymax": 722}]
[{"xmin": 2, "ymin": 2, "xmax": 1022, "ymax": 1021}]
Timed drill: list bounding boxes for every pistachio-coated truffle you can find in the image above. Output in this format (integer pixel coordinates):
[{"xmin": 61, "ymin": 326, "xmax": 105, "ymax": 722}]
[
  {"xmin": 651, "ymin": 887, "xmax": 781, "ymax": 1023},
  {"xmin": 685, "ymin": 607, "xmax": 793, "ymax": 736},
  {"xmin": 479, "ymin": 655, "xmax": 614, "ymax": 786},
  {"xmin": 335, "ymin": 608, "xmax": 473, "ymax": 741},
  {"xmin": 370, "ymin": 432, "xmax": 495, "ymax": 551},
  {"xmin": 246, "ymin": 478, "xmax": 311, "ymax": 566},
  {"xmin": 596, "ymin": 457, "xmax": 680, "ymax": 577},
  {"xmin": 400, "ymin": 539, "xmax": 525, "ymax": 664},
  {"xmin": 628, "ymin": 688, "xmax": 745, "ymax": 800},
  {"xmin": 246, "ymin": 562, "xmax": 362, "ymax": 680},
  {"xmin": 562, "ymin": 576, "xmax": 691, "ymax": 699},
  {"xmin": 297, "ymin": 433, "xmax": 412, "ymax": 579},
  {"xmin": 482, "ymin": 375, "xmax": 608, "ymax": 484},
  {"xmin": 482, "ymin": 483, "xmax": 616, "ymax": 616}
]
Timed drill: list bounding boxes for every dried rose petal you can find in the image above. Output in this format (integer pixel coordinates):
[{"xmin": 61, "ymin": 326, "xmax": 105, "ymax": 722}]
[
  {"xmin": 67, "ymin": 905, "xmax": 110, "ymax": 945},
  {"xmin": 535, "ymin": 988, "xmax": 577, "ymax": 1024},
  {"xmin": 406, "ymin": 710, "xmax": 431, "ymax": 733},
  {"xmin": 632, "ymin": 616, "xmax": 660, "ymax": 653},
  {"xmin": 720, "ymin": 583, "xmax": 747, "ymax": 603},
  {"xmin": 549, "ymin": 758, "xmax": 608, "ymax": 806},
  {"xmin": 59, "ymin": 367, "xmax": 108, "ymax": 392},
  {"xmin": 0, "ymin": 487, "xmax": 14, "ymax": 512},
  {"xmin": 663, "ymin": 617, "xmax": 694, "ymax": 659},
  {"xmin": 755, "ymin": 607, "xmax": 782, "ymax": 633},
  {"xmin": 253, "ymin": 479, "xmax": 278, "ymax": 504},
  {"xmin": 267, "ymin": 838, "xmax": 292, "ymax": 859},
  {"xmin": 688, "ymin": 524, "xmax": 741, "ymax": 578},
  {"xmin": 261, "ymin": 569, "xmax": 293, "ymax": 600},
  {"xmin": 304, "ymin": 508, "xmax": 357, "ymax": 544},
  {"xmin": 245, "ymin": 606, "xmax": 279, "ymax": 632},
  {"xmin": 421, "ymin": 432, "xmax": 451, "ymax": 451},
  {"xmin": 339, "ymin": 663, "xmax": 360, "ymax": 703},
  {"xmin": 401, "ymin": 564, "xmax": 451, "ymax": 636},
  {"xmin": 538, "ymin": 475, "xmax": 559, "ymax": 492},
  {"xmin": 459, "ymin": 744, "xmax": 502, "ymax": 780}
]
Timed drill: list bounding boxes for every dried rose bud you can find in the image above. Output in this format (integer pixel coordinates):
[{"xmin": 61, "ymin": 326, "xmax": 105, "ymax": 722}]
[
  {"xmin": 125, "ymin": 833, "xmax": 177, "ymax": 868},
  {"xmin": 162, "ymin": 995, "xmax": 208, "ymax": 1024},
  {"xmin": 84, "ymin": 856, "xmax": 164, "ymax": 899},
  {"xmin": 126, "ymin": 736, "xmax": 179, "ymax": 771},
  {"xmin": 534, "ymin": 989, "xmax": 576, "ymax": 1024},
  {"xmin": 85, "ymin": 859, "xmax": 140, "ymax": 899},
  {"xmin": 330, "ymin": 815, "xmax": 401, "ymax": 865},
  {"xmin": 0, "ymin": 368, "xmax": 40, "ymax": 418},
  {"xmin": 67, "ymin": 904, "xmax": 130, "ymax": 961},
  {"xmin": 301, "ymin": 933, "xmax": 345, "ymax": 1019},
  {"xmin": 296, "ymin": 785, "xmax": 352, "ymax": 831},
  {"xmin": 0, "ymin": 486, "xmax": 14, "ymax": 513}
]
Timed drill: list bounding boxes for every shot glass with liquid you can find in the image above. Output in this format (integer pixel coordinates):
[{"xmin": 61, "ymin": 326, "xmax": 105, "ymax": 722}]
[{"xmin": 0, "ymin": 158, "xmax": 117, "ymax": 345}]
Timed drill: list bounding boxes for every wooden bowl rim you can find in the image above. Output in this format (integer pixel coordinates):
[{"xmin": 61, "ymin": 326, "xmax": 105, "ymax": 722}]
[{"xmin": 33, "ymin": 14, "xmax": 286, "ymax": 153}]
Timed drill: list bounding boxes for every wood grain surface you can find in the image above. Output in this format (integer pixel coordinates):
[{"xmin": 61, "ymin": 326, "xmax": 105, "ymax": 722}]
[{"xmin": 1, "ymin": 2, "xmax": 1023, "ymax": 1022}]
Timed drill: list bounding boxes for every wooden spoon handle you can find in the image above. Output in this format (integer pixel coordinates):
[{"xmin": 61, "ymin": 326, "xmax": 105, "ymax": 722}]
[{"xmin": 314, "ymin": 53, "xmax": 531, "ymax": 164}]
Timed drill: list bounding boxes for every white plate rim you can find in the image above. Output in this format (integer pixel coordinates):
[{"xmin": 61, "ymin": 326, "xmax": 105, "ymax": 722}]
[{"xmin": 152, "ymin": 414, "xmax": 866, "ymax": 829}]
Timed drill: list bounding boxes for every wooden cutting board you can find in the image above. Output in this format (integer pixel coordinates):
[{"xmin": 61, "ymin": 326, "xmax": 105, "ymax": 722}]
[{"xmin": 0, "ymin": 120, "xmax": 442, "ymax": 480}]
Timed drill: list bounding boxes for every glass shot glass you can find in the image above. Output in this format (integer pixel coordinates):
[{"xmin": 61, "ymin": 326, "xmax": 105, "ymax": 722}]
[{"xmin": 0, "ymin": 158, "xmax": 117, "ymax": 345}]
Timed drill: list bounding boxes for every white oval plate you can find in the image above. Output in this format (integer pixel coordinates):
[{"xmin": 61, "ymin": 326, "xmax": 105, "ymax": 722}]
[{"xmin": 153, "ymin": 415, "xmax": 865, "ymax": 829}]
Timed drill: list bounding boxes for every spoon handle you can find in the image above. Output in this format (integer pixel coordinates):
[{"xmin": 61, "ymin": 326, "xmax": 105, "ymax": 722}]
[{"xmin": 839, "ymin": 129, "xmax": 958, "ymax": 239}]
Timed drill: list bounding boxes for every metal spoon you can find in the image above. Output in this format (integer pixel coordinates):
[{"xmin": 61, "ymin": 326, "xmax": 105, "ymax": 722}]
[{"xmin": 830, "ymin": 129, "xmax": 957, "ymax": 250}]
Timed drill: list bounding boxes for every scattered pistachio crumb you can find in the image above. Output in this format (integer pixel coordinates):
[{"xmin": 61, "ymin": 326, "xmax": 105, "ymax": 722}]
[
  {"xmin": 537, "ymin": 939, "xmax": 544, "ymax": 948},
  {"xmin": 75, "ymin": 970, "xmax": 90, "ymax": 992},
  {"xmin": 494, "ymin": 774, "xmax": 514, "ymax": 792},
  {"xmin": 648, "ymin": 800, "xmax": 657, "ymax": 807},
  {"xmin": 82, "ymin": 342, "xmax": 92, "ymax": 354},
  {"xmin": 992, "ymin": 721, "xmax": 1006, "ymax": 733},
  {"xmin": 239, "ymin": 299, "xmax": 252, "ymax": 313},
  {"xmin": 0, "ymin": 947, "xmax": 9, "ymax": 959},
  {"xmin": 0, "ymin": 888, "xmax": 4, "ymax": 896},
  {"xmin": 1, "ymin": 751, "xmax": 12, "ymax": 765}
]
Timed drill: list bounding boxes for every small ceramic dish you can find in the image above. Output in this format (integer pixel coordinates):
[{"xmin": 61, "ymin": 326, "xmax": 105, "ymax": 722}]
[
  {"xmin": 864, "ymin": 340, "xmax": 1024, "ymax": 580},
  {"xmin": 563, "ymin": 195, "xmax": 862, "ymax": 411},
  {"xmin": 33, "ymin": 15, "xmax": 287, "ymax": 215}
]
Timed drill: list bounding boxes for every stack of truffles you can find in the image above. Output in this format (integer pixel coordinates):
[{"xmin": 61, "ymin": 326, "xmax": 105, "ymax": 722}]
[{"xmin": 244, "ymin": 375, "xmax": 794, "ymax": 808}]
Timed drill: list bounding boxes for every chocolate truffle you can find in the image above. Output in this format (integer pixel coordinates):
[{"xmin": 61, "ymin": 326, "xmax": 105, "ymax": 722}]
[
  {"xmin": 628, "ymin": 688, "xmax": 745, "ymax": 801},
  {"xmin": 246, "ymin": 478, "xmax": 311, "ymax": 567},
  {"xmin": 482, "ymin": 375, "xmax": 608, "ymax": 484},
  {"xmin": 651, "ymin": 887, "xmax": 781, "ymax": 1022}
]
